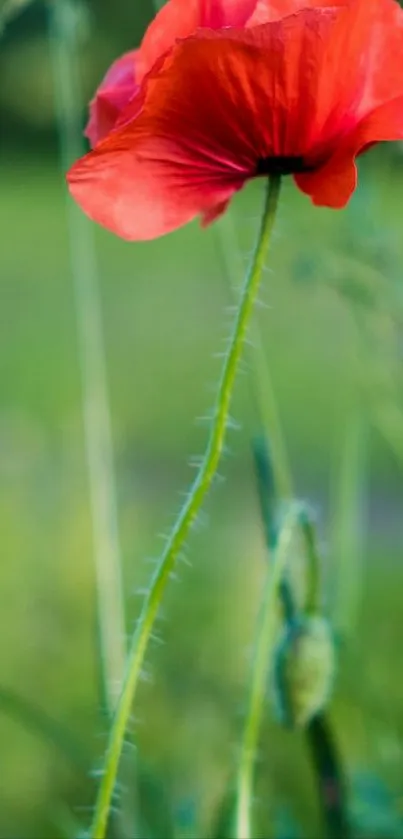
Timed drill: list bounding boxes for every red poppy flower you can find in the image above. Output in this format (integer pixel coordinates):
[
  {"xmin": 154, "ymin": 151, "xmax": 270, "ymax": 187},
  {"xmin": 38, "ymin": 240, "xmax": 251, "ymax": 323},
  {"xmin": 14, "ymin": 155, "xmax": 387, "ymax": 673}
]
[
  {"xmin": 68, "ymin": 0, "xmax": 403, "ymax": 241},
  {"xmin": 85, "ymin": 0, "xmax": 261, "ymax": 147}
]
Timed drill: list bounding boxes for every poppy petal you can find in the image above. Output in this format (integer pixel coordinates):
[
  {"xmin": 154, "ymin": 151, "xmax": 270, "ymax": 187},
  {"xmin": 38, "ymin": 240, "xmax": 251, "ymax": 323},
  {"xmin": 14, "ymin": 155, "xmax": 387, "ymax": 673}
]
[
  {"xmin": 137, "ymin": 0, "xmax": 199, "ymax": 84},
  {"xmin": 247, "ymin": 0, "xmax": 346, "ymax": 26},
  {"xmin": 68, "ymin": 14, "xmax": 342, "ymax": 239},
  {"xmin": 356, "ymin": 0, "xmax": 403, "ymax": 110},
  {"xmin": 201, "ymin": 198, "xmax": 231, "ymax": 226},
  {"xmin": 68, "ymin": 138, "xmax": 242, "ymax": 240},
  {"xmin": 310, "ymin": 0, "xmax": 403, "ymax": 133},
  {"xmin": 200, "ymin": 0, "xmax": 259, "ymax": 26},
  {"xmin": 137, "ymin": 0, "xmax": 258, "ymax": 84},
  {"xmin": 295, "ymin": 95, "xmax": 403, "ymax": 207},
  {"xmin": 123, "ymin": 12, "xmax": 341, "ymax": 165},
  {"xmin": 85, "ymin": 51, "xmax": 138, "ymax": 147}
]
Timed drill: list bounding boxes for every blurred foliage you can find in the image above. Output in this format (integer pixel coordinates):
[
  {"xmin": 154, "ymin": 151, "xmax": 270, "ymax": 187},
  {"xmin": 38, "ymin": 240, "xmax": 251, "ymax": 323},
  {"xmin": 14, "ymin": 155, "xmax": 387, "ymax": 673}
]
[
  {"xmin": 2, "ymin": 3, "xmax": 403, "ymax": 839},
  {"xmin": 1, "ymin": 149, "xmax": 403, "ymax": 837},
  {"xmin": 0, "ymin": 0, "xmax": 157, "ymax": 144},
  {"xmin": 350, "ymin": 773, "xmax": 403, "ymax": 839}
]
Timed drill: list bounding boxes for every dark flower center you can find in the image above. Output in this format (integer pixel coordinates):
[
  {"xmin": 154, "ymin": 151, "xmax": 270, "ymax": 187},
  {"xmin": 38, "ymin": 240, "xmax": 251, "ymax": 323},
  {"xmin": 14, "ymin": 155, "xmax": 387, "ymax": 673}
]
[{"xmin": 256, "ymin": 155, "xmax": 307, "ymax": 176}]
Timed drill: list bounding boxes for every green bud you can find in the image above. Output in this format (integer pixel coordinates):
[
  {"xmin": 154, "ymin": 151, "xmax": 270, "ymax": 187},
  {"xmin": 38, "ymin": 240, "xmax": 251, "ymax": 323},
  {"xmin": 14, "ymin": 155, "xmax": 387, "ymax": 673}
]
[{"xmin": 273, "ymin": 616, "xmax": 336, "ymax": 729}]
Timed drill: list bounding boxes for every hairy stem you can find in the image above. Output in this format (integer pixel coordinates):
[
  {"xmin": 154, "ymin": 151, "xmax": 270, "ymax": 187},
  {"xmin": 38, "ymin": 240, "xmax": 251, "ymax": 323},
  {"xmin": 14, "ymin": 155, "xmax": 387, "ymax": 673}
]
[
  {"xmin": 235, "ymin": 503, "xmax": 300, "ymax": 839},
  {"xmin": 216, "ymin": 213, "xmax": 293, "ymax": 500},
  {"xmin": 90, "ymin": 175, "xmax": 281, "ymax": 839}
]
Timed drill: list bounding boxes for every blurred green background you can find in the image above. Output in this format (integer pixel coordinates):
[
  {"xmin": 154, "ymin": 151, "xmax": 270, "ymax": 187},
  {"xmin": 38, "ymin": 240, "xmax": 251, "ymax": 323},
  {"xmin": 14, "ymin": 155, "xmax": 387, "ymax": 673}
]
[{"xmin": 1, "ymin": 2, "xmax": 403, "ymax": 837}]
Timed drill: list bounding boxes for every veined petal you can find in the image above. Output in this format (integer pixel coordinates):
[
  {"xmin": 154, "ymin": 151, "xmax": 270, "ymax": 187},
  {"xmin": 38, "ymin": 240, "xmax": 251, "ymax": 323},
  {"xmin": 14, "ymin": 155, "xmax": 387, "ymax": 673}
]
[
  {"xmin": 351, "ymin": 0, "xmax": 403, "ymax": 112},
  {"xmin": 123, "ymin": 13, "xmax": 341, "ymax": 165},
  {"xmin": 307, "ymin": 0, "xmax": 403, "ymax": 137},
  {"xmin": 249, "ymin": 0, "xmax": 403, "ymax": 155},
  {"xmin": 68, "ymin": 137, "xmax": 243, "ymax": 240},
  {"xmin": 295, "ymin": 95, "xmax": 403, "ymax": 207}
]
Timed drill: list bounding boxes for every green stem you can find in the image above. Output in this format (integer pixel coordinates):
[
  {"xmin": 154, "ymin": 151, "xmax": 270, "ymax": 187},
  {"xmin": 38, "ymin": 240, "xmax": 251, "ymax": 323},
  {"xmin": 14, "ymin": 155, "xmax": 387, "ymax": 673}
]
[
  {"xmin": 216, "ymin": 212, "xmax": 293, "ymax": 500},
  {"xmin": 252, "ymin": 436, "xmax": 279, "ymax": 553},
  {"xmin": 299, "ymin": 507, "xmax": 322, "ymax": 616},
  {"xmin": 235, "ymin": 503, "xmax": 300, "ymax": 839},
  {"xmin": 252, "ymin": 437, "xmax": 295, "ymax": 624},
  {"xmin": 330, "ymin": 406, "xmax": 367, "ymax": 637},
  {"xmin": 48, "ymin": 0, "xmax": 126, "ymax": 715},
  {"xmin": 90, "ymin": 175, "xmax": 281, "ymax": 839},
  {"xmin": 252, "ymin": 426, "xmax": 348, "ymax": 839},
  {"xmin": 0, "ymin": 686, "xmax": 88, "ymax": 772},
  {"xmin": 307, "ymin": 715, "xmax": 351, "ymax": 839}
]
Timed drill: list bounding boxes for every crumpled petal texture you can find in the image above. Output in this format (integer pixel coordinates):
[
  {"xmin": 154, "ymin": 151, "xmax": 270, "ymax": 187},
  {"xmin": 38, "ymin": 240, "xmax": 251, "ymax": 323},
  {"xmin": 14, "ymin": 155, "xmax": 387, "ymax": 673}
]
[{"xmin": 68, "ymin": 0, "xmax": 403, "ymax": 240}]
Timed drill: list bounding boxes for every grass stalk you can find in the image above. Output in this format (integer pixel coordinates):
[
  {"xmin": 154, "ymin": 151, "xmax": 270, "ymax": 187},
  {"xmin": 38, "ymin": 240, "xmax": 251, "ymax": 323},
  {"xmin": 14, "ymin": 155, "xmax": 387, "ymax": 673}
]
[
  {"xmin": 307, "ymin": 715, "xmax": 351, "ymax": 839},
  {"xmin": 252, "ymin": 436, "xmax": 296, "ymax": 631},
  {"xmin": 0, "ymin": 686, "xmax": 88, "ymax": 771},
  {"xmin": 234, "ymin": 502, "xmax": 301, "ymax": 839},
  {"xmin": 48, "ymin": 0, "xmax": 126, "ymax": 714},
  {"xmin": 299, "ymin": 507, "xmax": 322, "ymax": 616},
  {"xmin": 89, "ymin": 176, "xmax": 282, "ymax": 839},
  {"xmin": 253, "ymin": 438, "xmax": 350, "ymax": 839},
  {"xmin": 330, "ymin": 407, "xmax": 368, "ymax": 638}
]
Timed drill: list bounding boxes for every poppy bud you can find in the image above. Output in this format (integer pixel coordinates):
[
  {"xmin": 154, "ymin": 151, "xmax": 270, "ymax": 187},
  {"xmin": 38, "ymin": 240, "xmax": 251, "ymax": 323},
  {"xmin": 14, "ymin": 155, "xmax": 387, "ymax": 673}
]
[{"xmin": 273, "ymin": 616, "xmax": 336, "ymax": 729}]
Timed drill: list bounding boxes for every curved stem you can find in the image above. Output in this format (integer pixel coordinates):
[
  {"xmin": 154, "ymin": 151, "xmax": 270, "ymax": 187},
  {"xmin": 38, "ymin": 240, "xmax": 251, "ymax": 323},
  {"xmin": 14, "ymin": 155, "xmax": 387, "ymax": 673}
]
[
  {"xmin": 252, "ymin": 437, "xmax": 296, "ymax": 625},
  {"xmin": 235, "ymin": 503, "xmax": 300, "ymax": 839},
  {"xmin": 216, "ymin": 212, "xmax": 293, "ymax": 500},
  {"xmin": 90, "ymin": 176, "xmax": 282, "ymax": 839},
  {"xmin": 252, "ymin": 436, "xmax": 279, "ymax": 553}
]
